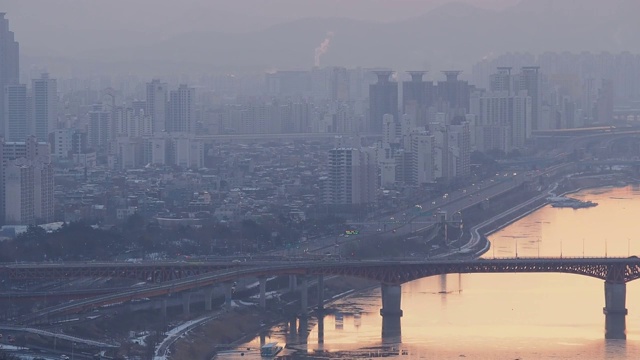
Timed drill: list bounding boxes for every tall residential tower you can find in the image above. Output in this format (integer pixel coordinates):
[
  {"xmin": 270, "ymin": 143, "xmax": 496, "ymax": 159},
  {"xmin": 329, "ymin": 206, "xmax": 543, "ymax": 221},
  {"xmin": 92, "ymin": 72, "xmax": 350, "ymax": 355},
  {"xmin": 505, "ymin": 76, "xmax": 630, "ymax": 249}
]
[
  {"xmin": 369, "ymin": 71, "xmax": 398, "ymax": 134},
  {"xmin": 146, "ymin": 79, "xmax": 168, "ymax": 133},
  {"xmin": 0, "ymin": 13, "xmax": 20, "ymax": 137},
  {"xmin": 32, "ymin": 73, "xmax": 57, "ymax": 142}
]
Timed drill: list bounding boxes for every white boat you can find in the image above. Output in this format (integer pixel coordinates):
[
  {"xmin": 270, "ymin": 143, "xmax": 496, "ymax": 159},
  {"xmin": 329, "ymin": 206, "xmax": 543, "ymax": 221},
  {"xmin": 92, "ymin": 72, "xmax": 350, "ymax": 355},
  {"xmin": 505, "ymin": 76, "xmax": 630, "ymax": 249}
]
[{"xmin": 261, "ymin": 342, "xmax": 283, "ymax": 357}]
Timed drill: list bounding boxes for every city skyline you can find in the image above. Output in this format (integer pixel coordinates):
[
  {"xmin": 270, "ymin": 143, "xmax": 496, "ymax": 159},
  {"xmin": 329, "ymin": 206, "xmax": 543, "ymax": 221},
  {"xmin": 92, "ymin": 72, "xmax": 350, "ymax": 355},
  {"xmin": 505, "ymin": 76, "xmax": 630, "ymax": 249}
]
[{"xmin": 2, "ymin": 3, "xmax": 640, "ymax": 360}]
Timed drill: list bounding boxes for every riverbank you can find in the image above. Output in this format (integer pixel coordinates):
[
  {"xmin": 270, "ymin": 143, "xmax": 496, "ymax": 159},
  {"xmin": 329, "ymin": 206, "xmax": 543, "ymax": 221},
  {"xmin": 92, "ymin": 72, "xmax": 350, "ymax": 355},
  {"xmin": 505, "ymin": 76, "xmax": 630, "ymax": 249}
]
[
  {"xmin": 168, "ymin": 276, "xmax": 378, "ymax": 360},
  {"xmin": 168, "ymin": 173, "xmax": 638, "ymax": 360},
  {"xmin": 472, "ymin": 173, "xmax": 638, "ymax": 256}
]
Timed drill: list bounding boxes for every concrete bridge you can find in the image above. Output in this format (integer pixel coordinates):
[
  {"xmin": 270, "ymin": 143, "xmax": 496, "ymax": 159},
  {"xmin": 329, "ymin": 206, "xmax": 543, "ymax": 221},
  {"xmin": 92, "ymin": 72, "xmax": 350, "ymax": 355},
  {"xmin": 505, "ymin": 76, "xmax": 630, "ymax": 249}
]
[{"xmin": 9, "ymin": 257, "xmax": 640, "ymax": 338}]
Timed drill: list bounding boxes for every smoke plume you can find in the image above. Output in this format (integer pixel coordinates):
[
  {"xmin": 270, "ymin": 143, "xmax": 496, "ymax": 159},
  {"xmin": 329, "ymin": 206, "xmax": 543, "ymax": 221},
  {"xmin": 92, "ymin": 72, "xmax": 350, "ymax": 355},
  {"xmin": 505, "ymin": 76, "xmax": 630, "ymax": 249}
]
[{"xmin": 314, "ymin": 32, "xmax": 334, "ymax": 67}]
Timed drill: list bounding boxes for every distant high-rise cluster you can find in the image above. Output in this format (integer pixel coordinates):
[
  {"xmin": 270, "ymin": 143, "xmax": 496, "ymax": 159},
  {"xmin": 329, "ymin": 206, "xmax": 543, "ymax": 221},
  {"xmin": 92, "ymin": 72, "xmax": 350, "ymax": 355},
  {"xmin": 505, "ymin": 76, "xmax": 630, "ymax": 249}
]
[
  {"xmin": 111, "ymin": 81, "xmax": 201, "ymax": 170},
  {"xmin": 1, "ymin": 5, "xmax": 635, "ymax": 224},
  {"xmin": 0, "ymin": 14, "xmax": 54, "ymax": 226},
  {"xmin": 473, "ymin": 52, "xmax": 624, "ymax": 126}
]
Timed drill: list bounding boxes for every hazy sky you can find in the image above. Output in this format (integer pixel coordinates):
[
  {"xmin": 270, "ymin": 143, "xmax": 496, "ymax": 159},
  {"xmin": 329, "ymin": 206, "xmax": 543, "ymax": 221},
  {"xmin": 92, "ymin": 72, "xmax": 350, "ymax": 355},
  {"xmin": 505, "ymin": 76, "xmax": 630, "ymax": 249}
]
[
  {"xmin": 5, "ymin": 0, "xmax": 518, "ymax": 43},
  {"xmin": 6, "ymin": 0, "xmax": 635, "ymax": 76}
]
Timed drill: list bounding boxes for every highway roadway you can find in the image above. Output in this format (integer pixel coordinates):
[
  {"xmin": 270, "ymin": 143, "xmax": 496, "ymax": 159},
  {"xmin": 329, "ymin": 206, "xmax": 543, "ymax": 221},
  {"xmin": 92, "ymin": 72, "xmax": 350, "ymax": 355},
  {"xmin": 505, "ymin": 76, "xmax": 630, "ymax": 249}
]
[
  {"xmin": 3, "ymin": 163, "xmax": 576, "ymax": 327},
  {"xmin": 17, "ymin": 256, "xmax": 640, "ymax": 324}
]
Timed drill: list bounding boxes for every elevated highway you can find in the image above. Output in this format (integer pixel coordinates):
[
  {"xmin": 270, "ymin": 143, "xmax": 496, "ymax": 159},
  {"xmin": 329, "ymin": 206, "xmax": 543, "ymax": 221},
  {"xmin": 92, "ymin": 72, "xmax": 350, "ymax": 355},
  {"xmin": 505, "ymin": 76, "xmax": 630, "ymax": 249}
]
[
  {"xmin": 15, "ymin": 257, "xmax": 640, "ymax": 338},
  {"xmin": 0, "ymin": 260, "xmax": 248, "ymax": 282}
]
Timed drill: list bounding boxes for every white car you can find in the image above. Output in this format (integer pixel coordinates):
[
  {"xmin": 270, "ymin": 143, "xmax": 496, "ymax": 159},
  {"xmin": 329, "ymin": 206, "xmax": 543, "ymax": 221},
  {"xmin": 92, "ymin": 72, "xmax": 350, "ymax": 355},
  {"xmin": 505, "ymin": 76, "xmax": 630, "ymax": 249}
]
[{"xmin": 61, "ymin": 356, "xmax": 70, "ymax": 360}]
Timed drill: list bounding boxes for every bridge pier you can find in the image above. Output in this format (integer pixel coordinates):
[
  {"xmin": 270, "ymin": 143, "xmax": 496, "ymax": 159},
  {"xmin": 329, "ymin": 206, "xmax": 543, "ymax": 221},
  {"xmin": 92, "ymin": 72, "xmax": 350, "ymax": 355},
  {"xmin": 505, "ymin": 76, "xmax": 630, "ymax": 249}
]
[
  {"xmin": 603, "ymin": 281, "xmax": 627, "ymax": 339},
  {"xmin": 289, "ymin": 275, "xmax": 297, "ymax": 291},
  {"xmin": 204, "ymin": 286, "xmax": 215, "ymax": 311},
  {"xmin": 222, "ymin": 282, "xmax": 233, "ymax": 308},
  {"xmin": 300, "ymin": 276, "xmax": 308, "ymax": 316},
  {"xmin": 298, "ymin": 316, "xmax": 309, "ymax": 344},
  {"xmin": 317, "ymin": 275, "xmax": 325, "ymax": 310},
  {"xmin": 182, "ymin": 292, "xmax": 191, "ymax": 315},
  {"xmin": 380, "ymin": 283, "xmax": 402, "ymax": 343},
  {"xmin": 160, "ymin": 299, "xmax": 167, "ymax": 317},
  {"xmin": 380, "ymin": 283, "xmax": 403, "ymax": 317},
  {"xmin": 318, "ymin": 314, "xmax": 325, "ymax": 345},
  {"xmin": 381, "ymin": 313, "xmax": 402, "ymax": 343},
  {"xmin": 259, "ymin": 276, "xmax": 267, "ymax": 309},
  {"xmin": 286, "ymin": 317, "xmax": 298, "ymax": 344}
]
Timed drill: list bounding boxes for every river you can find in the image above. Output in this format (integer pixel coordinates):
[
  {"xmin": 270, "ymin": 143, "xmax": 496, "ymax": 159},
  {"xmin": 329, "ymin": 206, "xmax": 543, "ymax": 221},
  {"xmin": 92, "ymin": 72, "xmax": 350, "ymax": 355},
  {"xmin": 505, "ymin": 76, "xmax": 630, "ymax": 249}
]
[{"xmin": 217, "ymin": 185, "xmax": 640, "ymax": 359}]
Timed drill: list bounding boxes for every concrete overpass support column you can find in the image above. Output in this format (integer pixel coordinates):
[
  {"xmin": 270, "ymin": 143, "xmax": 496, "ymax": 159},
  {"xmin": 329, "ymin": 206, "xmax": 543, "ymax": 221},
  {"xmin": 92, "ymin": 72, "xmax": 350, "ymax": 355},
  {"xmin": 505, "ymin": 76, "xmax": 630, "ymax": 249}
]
[
  {"xmin": 182, "ymin": 293, "xmax": 191, "ymax": 316},
  {"xmin": 289, "ymin": 275, "xmax": 297, "ymax": 291},
  {"xmin": 379, "ymin": 283, "xmax": 403, "ymax": 317},
  {"xmin": 603, "ymin": 281, "xmax": 627, "ymax": 339},
  {"xmin": 160, "ymin": 299, "xmax": 167, "ymax": 317},
  {"xmin": 205, "ymin": 286, "xmax": 215, "ymax": 311},
  {"xmin": 223, "ymin": 282, "xmax": 233, "ymax": 308},
  {"xmin": 317, "ymin": 275, "xmax": 325, "ymax": 310},
  {"xmin": 259, "ymin": 277, "xmax": 267, "ymax": 309},
  {"xmin": 300, "ymin": 277, "xmax": 309, "ymax": 316}
]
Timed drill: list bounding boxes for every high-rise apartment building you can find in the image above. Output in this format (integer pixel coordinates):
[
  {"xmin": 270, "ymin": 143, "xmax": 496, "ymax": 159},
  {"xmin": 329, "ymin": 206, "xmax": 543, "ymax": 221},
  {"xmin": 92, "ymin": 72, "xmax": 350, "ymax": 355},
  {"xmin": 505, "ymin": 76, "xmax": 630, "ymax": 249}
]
[
  {"xmin": 146, "ymin": 79, "xmax": 168, "ymax": 133},
  {"xmin": 471, "ymin": 89, "xmax": 531, "ymax": 152},
  {"xmin": 168, "ymin": 85, "xmax": 195, "ymax": 133},
  {"xmin": 596, "ymin": 79, "xmax": 614, "ymax": 124},
  {"xmin": 410, "ymin": 132, "xmax": 436, "ymax": 185},
  {"xmin": 437, "ymin": 71, "xmax": 471, "ymax": 114},
  {"xmin": 329, "ymin": 67, "xmax": 350, "ymax": 101},
  {"xmin": 32, "ymin": 73, "xmax": 57, "ymax": 142},
  {"xmin": 51, "ymin": 129, "xmax": 74, "ymax": 160},
  {"xmin": 403, "ymin": 71, "xmax": 433, "ymax": 128},
  {"xmin": 4, "ymin": 160, "xmax": 34, "ymax": 225},
  {"xmin": 0, "ymin": 13, "xmax": 19, "ymax": 138},
  {"xmin": 88, "ymin": 104, "xmax": 111, "ymax": 149},
  {"xmin": 489, "ymin": 67, "xmax": 515, "ymax": 93},
  {"xmin": 369, "ymin": 71, "xmax": 398, "ymax": 133},
  {"xmin": 1, "ymin": 136, "xmax": 53, "ymax": 225},
  {"xmin": 517, "ymin": 67, "xmax": 541, "ymax": 131},
  {"xmin": 4, "ymin": 84, "xmax": 27, "ymax": 141},
  {"xmin": 324, "ymin": 148, "xmax": 376, "ymax": 209},
  {"xmin": 447, "ymin": 120, "xmax": 471, "ymax": 178}
]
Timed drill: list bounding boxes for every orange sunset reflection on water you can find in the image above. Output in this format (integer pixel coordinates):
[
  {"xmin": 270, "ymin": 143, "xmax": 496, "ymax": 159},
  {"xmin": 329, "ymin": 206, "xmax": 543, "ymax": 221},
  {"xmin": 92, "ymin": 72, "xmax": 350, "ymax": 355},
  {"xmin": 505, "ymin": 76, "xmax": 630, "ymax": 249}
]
[{"xmin": 222, "ymin": 185, "xmax": 640, "ymax": 359}]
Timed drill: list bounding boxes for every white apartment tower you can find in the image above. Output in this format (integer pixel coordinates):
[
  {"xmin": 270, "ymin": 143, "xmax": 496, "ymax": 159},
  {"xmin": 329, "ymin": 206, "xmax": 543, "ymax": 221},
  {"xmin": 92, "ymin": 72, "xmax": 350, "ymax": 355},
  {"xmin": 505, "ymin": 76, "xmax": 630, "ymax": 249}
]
[
  {"xmin": 410, "ymin": 132, "xmax": 436, "ymax": 185},
  {"xmin": 4, "ymin": 160, "xmax": 34, "ymax": 225},
  {"xmin": 324, "ymin": 148, "xmax": 376, "ymax": 208},
  {"xmin": 447, "ymin": 122, "xmax": 471, "ymax": 178},
  {"xmin": 472, "ymin": 90, "xmax": 531, "ymax": 152},
  {"xmin": 88, "ymin": 104, "xmax": 111, "ymax": 149},
  {"xmin": 168, "ymin": 85, "xmax": 195, "ymax": 133},
  {"xmin": 1, "ymin": 136, "xmax": 54, "ymax": 225}
]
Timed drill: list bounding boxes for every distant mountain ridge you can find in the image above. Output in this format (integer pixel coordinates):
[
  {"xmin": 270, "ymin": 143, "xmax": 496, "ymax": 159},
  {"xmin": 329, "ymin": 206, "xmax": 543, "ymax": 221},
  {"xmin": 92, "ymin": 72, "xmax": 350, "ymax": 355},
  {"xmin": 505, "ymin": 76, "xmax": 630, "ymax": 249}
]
[{"xmin": 23, "ymin": 0, "xmax": 640, "ymax": 74}]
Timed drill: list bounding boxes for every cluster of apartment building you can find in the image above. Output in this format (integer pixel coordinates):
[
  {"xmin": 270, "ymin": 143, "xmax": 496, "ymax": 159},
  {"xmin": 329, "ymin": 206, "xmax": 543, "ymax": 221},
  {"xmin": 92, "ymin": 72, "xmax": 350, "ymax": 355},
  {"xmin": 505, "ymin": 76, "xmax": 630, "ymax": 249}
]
[
  {"xmin": 54, "ymin": 141, "xmax": 330, "ymax": 228},
  {"xmin": 0, "ymin": 12, "xmax": 630, "ymax": 227},
  {"xmin": 0, "ymin": 14, "xmax": 55, "ymax": 226}
]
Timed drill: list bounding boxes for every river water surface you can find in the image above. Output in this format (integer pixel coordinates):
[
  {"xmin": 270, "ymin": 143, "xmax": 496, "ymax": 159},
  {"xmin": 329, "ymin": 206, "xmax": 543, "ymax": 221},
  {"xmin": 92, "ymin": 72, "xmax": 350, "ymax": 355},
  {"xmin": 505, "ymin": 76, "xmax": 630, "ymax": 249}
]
[{"xmin": 218, "ymin": 185, "xmax": 640, "ymax": 359}]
